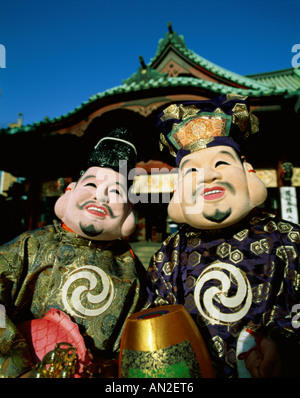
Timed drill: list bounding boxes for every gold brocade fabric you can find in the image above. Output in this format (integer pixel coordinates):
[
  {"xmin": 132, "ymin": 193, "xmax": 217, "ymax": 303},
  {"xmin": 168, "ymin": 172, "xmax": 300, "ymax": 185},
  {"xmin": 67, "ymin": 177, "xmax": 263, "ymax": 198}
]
[
  {"xmin": 160, "ymin": 104, "xmax": 199, "ymax": 123},
  {"xmin": 170, "ymin": 114, "xmax": 231, "ymax": 149},
  {"xmin": 0, "ymin": 221, "xmax": 146, "ymax": 377},
  {"xmin": 159, "ymin": 95, "xmax": 259, "ymax": 156}
]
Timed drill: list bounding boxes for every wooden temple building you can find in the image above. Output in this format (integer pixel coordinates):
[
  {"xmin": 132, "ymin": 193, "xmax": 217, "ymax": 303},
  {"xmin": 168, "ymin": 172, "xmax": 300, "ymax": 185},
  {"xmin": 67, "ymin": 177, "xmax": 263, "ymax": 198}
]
[{"xmin": 1, "ymin": 24, "xmax": 300, "ymax": 242}]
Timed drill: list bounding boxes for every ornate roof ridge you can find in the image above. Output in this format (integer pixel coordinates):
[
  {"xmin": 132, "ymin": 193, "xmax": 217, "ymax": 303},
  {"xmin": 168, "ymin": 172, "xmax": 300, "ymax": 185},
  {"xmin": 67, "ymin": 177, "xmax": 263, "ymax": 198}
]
[
  {"xmin": 247, "ymin": 67, "xmax": 299, "ymax": 78},
  {"xmin": 149, "ymin": 27, "xmax": 273, "ymax": 92}
]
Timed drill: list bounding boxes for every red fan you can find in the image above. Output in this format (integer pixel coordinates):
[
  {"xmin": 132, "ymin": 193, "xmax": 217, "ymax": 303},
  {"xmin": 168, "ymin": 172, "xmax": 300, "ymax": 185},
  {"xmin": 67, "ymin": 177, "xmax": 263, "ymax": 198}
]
[{"xmin": 19, "ymin": 308, "xmax": 90, "ymax": 377}]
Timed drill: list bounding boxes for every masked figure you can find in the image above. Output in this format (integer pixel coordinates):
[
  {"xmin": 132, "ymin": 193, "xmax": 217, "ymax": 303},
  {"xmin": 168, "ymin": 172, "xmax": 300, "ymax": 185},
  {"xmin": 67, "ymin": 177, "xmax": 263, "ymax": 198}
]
[
  {"xmin": 0, "ymin": 128, "xmax": 146, "ymax": 377},
  {"xmin": 146, "ymin": 95, "xmax": 300, "ymax": 378}
]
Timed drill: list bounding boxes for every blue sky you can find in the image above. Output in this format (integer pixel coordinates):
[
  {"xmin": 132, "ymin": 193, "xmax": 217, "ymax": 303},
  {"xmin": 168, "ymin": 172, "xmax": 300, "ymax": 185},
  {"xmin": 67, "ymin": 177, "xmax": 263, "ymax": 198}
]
[{"xmin": 0, "ymin": 0, "xmax": 299, "ymax": 129}]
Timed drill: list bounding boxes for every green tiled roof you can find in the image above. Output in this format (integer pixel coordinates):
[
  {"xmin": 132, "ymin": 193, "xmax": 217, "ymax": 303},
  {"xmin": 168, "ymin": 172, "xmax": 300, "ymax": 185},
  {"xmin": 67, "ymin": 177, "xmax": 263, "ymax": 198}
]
[
  {"xmin": 2, "ymin": 29, "xmax": 298, "ymax": 136},
  {"xmin": 149, "ymin": 30, "xmax": 274, "ymax": 92},
  {"xmin": 247, "ymin": 68, "xmax": 300, "ymax": 93},
  {"xmin": 4, "ymin": 76, "xmax": 288, "ymax": 136}
]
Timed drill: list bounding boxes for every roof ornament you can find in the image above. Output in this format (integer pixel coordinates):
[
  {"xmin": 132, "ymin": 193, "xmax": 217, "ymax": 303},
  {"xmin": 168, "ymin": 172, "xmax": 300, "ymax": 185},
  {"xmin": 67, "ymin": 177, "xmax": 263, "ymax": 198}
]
[
  {"xmin": 167, "ymin": 22, "xmax": 173, "ymax": 34},
  {"xmin": 122, "ymin": 55, "xmax": 167, "ymax": 85},
  {"xmin": 139, "ymin": 56, "xmax": 147, "ymax": 74}
]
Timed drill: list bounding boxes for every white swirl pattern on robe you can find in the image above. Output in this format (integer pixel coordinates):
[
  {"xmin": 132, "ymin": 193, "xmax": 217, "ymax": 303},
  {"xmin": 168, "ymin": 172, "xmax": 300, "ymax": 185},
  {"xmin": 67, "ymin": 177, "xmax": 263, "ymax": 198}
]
[
  {"xmin": 62, "ymin": 265, "xmax": 114, "ymax": 319},
  {"xmin": 194, "ymin": 262, "xmax": 252, "ymax": 325}
]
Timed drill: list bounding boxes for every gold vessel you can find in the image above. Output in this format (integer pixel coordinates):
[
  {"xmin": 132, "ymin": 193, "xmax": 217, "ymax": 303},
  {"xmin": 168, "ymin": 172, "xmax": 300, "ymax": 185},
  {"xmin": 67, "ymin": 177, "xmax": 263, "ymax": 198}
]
[{"xmin": 119, "ymin": 305, "xmax": 215, "ymax": 378}]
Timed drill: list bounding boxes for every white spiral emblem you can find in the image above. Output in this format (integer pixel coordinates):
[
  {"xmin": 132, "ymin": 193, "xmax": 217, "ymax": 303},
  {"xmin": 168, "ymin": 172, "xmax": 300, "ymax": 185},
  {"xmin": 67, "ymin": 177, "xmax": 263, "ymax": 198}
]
[
  {"xmin": 194, "ymin": 262, "xmax": 252, "ymax": 325},
  {"xmin": 62, "ymin": 265, "xmax": 114, "ymax": 319}
]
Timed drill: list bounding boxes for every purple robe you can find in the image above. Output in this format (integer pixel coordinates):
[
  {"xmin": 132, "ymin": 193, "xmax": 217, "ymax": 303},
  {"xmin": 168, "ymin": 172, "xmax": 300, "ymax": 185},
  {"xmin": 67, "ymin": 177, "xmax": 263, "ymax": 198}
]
[{"xmin": 146, "ymin": 210, "xmax": 300, "ymax": 377}]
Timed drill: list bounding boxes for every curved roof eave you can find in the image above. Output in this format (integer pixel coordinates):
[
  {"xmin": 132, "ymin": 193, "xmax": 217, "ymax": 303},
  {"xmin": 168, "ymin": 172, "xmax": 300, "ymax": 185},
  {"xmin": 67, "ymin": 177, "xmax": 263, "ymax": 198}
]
[{"xmin": 0, "ymin": 75, "xmax": 287, "ymax": 136}]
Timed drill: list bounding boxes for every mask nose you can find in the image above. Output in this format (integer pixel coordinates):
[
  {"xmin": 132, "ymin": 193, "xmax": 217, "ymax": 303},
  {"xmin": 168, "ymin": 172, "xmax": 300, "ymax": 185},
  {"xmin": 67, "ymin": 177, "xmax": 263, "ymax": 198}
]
[
  {"xmin": 95, "ymin": 184, "xmax": 109, "ymax": 203},
  {"xmin": 203, "ymin": 166, "xmax": 222, "ymax": 184}
]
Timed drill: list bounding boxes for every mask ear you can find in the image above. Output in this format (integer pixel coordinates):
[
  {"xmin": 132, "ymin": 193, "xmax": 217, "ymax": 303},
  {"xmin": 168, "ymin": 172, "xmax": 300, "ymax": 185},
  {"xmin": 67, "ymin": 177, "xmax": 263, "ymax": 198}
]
[
  {"xmin": 167, "ymin": 189, "xmax": 186, "ymax": 223},
  {"xmin": 54, "ymin": 182, "xmax": 76, "ymax": 221},
  {"xmin": 120, "ymin": 205, "xmax": 136, "ymax": 237},
  {"xmin": 243, "ymin": 162, "xmax": 268, "ymax": 207}
]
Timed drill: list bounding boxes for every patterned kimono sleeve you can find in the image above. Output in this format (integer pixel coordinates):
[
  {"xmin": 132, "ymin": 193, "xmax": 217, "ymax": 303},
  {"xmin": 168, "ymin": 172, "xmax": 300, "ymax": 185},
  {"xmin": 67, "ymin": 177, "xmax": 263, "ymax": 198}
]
[
  {"xmin": 0, "ymin": 234, "xmax": 35, "ymax": 377},
  {"xmin": 146, "ymin": 232, "xmax": 182, "ymax": 308},
  {"xmin": 263, "ymin": 225, "xmax": 300, "ymax": 375}
]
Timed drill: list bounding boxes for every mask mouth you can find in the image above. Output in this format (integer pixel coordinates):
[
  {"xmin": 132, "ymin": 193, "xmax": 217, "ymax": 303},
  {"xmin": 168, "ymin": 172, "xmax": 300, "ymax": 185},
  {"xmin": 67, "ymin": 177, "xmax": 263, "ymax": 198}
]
[
  {"xmin": 201, "ymin": 186, "xmax": 225, "ymax": 201},
  {"xmin": 85, "ymin": 204, "xmax": 108, "ymax": 217}
]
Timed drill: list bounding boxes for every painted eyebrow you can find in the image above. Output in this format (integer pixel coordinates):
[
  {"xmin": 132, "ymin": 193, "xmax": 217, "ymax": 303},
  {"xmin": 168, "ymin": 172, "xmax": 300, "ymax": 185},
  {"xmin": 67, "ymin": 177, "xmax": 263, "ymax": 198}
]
[
  {"xmin": 77, "ymin": 174, "xmax": 96, "ymax": 184},
  {"xmin": 180, "ymin": 158, "xmax": 193, "ymax": 170},
  {"xmin": 117, "ymin": 181, "xmax": 126, "ymax": 190},
  {"xmin": 218, "ymin": 150, "xmax": 238, "ymax": 162},
  {"xmin": 179, "ymin": 159, "xmax": 201, "ymax": 176},
  {"xmin": 80, "ymin": 174, "xmax": 126, "ymax": 189}
]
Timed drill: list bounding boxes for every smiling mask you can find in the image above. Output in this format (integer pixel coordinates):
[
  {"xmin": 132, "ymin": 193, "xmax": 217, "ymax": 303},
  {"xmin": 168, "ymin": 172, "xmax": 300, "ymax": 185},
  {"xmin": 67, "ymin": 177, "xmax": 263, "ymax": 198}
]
[
  {"xmin": 54, "ymin": 128, "xmax": 137, "ymax": 240},
  {"xmin": 159, "ymin": 94, "xmax": 267, "ymax": 229}
]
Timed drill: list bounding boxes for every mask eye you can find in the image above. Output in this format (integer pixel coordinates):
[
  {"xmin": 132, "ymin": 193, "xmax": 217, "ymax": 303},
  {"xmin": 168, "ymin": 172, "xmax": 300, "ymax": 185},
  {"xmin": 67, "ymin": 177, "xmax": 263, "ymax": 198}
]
[
  {"xmin": 84, "ymin": 182, "xmax": 97, "ymax": 188},
  {"xmin": 108, "ymin": 188, "xmax": 125, "ymax": 203},
  {"xmin": 109, "ymin": 188, "xmax": 121, "ymax": 196},
  {"xmin": 215, "ymin": 161, "xmax": 229, "ymax": 168},
  {"xmin": 184, "ymin": 167, "xmax": 199, "ymax": 176}
]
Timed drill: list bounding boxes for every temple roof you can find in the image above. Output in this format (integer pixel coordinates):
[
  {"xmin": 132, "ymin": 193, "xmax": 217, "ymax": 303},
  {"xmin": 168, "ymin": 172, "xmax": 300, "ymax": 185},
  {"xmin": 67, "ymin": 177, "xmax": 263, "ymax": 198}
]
[
  {"xmin": 2, "ymin": 27, "xmax": 300, "ymax": 136},
  {"xmin": 149, "ymin": 29, "xmax": 272, "ymax": 92},
  {"xmin": 247, "ymin": 68, "xmax": 300, "ymax": 93}
]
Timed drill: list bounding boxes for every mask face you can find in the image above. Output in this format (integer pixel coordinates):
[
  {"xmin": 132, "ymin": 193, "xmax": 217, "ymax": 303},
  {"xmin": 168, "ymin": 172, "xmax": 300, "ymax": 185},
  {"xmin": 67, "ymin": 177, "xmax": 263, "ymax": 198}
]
[
  {"xmin": 54, "ymin": 167, "xmax": 135, "ymax": 240},
  {"xmin": 168, "ymin": 146, "xmax": 267, "ymax": 229}
]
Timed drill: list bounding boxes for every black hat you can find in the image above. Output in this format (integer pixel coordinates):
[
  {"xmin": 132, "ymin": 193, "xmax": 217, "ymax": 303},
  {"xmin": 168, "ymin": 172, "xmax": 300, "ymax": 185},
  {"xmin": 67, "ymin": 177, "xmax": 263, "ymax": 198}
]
[
  {"xmin": 84, "ymin": 127, "xmax": 137, "ymax": 177},
  {"xmin": 158, "ymin": 94, "xmax": 259, "ymax": 165}
]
